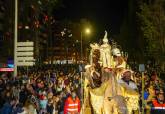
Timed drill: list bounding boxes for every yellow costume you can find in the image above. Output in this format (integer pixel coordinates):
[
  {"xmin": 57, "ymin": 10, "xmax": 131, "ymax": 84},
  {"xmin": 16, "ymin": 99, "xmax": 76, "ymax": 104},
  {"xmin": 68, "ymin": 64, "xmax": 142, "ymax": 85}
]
[{"xmin": 82, "ymin": 31, "xmax": 139, "ymax": 114}]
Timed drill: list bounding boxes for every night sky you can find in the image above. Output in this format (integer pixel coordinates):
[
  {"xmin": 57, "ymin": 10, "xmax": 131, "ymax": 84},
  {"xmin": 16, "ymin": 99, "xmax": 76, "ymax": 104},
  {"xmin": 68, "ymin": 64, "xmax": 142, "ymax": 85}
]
[{"xmin": 55, "ymin": 0, "xmax": 128, "ymax": 36}]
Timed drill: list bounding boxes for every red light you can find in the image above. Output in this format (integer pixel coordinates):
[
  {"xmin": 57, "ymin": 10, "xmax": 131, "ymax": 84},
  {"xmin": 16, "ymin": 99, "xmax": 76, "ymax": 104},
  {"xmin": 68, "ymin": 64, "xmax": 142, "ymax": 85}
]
[{"xmin": 0, "ymin": 68, "xmax": 14, "ymax": 72}]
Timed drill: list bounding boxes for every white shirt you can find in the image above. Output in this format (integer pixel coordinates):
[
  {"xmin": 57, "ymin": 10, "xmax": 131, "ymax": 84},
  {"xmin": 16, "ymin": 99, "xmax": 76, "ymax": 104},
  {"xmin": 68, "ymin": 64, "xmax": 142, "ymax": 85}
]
[{"xmin": 118, "ymin": 79, "xmax": 138, "ymax": 90}]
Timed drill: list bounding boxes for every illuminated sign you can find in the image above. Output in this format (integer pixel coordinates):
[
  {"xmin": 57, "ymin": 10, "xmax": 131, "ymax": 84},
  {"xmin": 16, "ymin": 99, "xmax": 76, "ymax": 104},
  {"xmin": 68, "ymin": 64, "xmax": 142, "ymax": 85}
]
[
  {"xmin": 0, "ymin": 68, "xmax": 14, "ymax": 72},
  {"xmin": 8, "ymin": 64, "xmax": 14, "ymax": 68}
]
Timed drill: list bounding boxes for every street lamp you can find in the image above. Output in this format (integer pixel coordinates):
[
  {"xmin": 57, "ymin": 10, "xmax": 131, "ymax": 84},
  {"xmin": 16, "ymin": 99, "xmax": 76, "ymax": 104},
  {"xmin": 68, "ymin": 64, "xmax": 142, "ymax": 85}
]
[
  {"xmin": 80, "ymin": 28, "xmax": 91, "ymax": 61},
  {"xmin": 85, "ymin": 28, "xmax": 91, "ymax": 34},
  {"xmin": 14, "ymin": 0, "xmax": 18, "ymax": 77},
  {"xmin": 80, "ymin": 27, "xmax": 91, "ymax": 113}
]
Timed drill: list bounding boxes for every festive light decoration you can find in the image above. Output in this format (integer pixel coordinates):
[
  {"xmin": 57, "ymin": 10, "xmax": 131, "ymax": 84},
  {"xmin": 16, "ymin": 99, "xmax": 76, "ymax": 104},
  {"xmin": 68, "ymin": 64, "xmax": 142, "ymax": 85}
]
[{"xmin": 0, "ymin": 68, "xmax": 14, "ymax": 72}]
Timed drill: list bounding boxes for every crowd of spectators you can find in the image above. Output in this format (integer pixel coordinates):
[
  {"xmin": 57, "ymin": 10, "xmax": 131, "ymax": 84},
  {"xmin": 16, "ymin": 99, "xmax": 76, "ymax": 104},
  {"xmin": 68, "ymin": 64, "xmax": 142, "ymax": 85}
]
[
  {"xmin": 0, "ymin": 65, "xmax": 165, "ymax": 114},
  {"xmin": 133, "ymin": 70, "xmax": 165, "ymax": 113},
  {"xmin": 0, "ymin": 66, "xmax": 82, "ymax": 114}
]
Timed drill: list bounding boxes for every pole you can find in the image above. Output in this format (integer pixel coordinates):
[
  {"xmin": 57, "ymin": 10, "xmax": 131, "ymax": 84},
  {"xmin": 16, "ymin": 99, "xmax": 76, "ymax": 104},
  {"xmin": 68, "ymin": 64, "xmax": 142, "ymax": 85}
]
[
  {"xmin": 80, "ymin": 31, "xmax": 83, "ymax": 61},
  {"xmin": 14, "ymin": 0, "xmax": 18, "ymax": 77},
  {"xmin": 80, "ymin": 31, "xmax": 84, "ymax": 113},
  {"xmin": 142, "ymin": 72, "xmax": 145, "ymax": 114},
  {"xmin": 80, "ymin": 71, "xmax": 84, "ymax": 113}
]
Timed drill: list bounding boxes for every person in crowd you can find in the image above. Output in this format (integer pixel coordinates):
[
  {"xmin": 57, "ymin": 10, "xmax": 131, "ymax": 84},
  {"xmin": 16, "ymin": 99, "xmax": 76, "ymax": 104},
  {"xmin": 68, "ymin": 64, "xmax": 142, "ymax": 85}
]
[
  {"xmin": 24, "ymin": 96, "xmax": 37, "ymax": 114},
  {"xmin": 145, "ymin": 85, "xmax": 156, "ymax": 105},
  {"xmin": 154, "ymin": 79, "xmax": 161, "ymax": 90},
  {"xmin": 152, "ymin": 93, "xmax": 165, "ymax": 108},
  {"xmin": 144, "ymin": 87, "xmax": 149, "ymax": 100},
  {"xmin": 12, "ymin": 85, "xmax": 20, "ymax": 100},
  {"xmin": 64, "ymin": 76, "xmax": 69, "ymax": 86},
  {"xmin": 0, "ymin": 79, "xmax": 4, "ymax": 93},
  {"xmin": 64, "ymin": 90, "xmax": 81, "ymax": 114},
  {"xmin": 150, "ymin": 93, "xmax": 165, "ymax": 114},
  {"xmin": 0, "ymin": 79, "xmax": 5, "ymax": 108},
  {"xmin": 150, "ymin": 71, "xmax": 157, "ymax": 81},
  {"xmin": 0, "ymin": 97, "xmax": 17, "ymax": 114},
  {"xmin": 12, "ymin": 103, "xmax": 26, "ymax": 114},
  {"xmin": 57, "ymin": 92, "xmax": 67, "ymax": 114},
  {"xmin": 39, "ymin": 91, "xmax": 48, "ymax": 114},
  {"xmin": 47, "ymin": 99, "xmax": 54, "ymax": 114},
  {"xmin": 2, "ymin": 85, "xmax": 12, "ymax": 101},
  {"xmin": 19, "ymin": 85, "xmax": 28, "ymax": 105}
]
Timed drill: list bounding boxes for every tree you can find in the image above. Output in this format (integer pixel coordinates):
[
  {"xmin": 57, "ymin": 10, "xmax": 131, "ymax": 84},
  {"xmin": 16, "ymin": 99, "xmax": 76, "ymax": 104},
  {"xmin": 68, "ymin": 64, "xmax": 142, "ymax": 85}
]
[{"xmin": 137, "ymin": 0, "xmax": 165, "ymax": 65}]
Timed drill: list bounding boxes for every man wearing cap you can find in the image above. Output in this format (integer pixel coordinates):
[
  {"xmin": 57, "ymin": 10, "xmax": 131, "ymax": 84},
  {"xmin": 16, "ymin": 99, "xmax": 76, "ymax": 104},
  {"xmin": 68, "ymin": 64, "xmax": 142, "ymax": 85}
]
[
  {"xmin": 118, "ymin": 70, "xmax": 138, "ymax": 90},
  {"xmin": 118, "ymin": 70, "xmax": 139, "ymax": 114}
]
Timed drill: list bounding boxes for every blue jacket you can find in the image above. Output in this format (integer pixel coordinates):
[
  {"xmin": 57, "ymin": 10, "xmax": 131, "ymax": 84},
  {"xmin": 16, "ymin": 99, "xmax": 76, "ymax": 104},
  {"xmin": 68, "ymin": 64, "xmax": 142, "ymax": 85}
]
[
  {"xmin": 0, "ymin": 102, "xmax": 13, "ymax": 114},
  {"xmin": 144, "ymin": 91, "xmax": 149, "ymax": 100},
  {"xmin": 12, "ymin": 106, "xmax": 24, "ymax": 114}
]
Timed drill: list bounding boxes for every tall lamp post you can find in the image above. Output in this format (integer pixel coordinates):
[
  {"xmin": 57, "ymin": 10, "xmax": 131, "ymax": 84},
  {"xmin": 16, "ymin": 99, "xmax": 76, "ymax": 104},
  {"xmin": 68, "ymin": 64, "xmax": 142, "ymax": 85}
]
[
  {"xmin": 80, "ymin": 28, "xmax": 90, "ymax": 61},
  {"xmin": 14, "ymin": 0, "xmax": 18, "ymax": 77},
  {"xmin": 80, "ymin": 28, "xmax": 90, "ymax": 113}
]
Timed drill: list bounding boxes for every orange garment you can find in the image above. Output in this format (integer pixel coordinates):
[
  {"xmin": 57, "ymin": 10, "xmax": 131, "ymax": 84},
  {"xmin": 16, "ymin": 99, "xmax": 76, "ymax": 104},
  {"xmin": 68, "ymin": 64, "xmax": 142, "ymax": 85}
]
[
  {"xmin": 152, "ymin": 99, "xmax": 165, "ymax": 109},
  {"xmin": 64, "ymin": 96, "xmax": 81, "ymax": 114}
]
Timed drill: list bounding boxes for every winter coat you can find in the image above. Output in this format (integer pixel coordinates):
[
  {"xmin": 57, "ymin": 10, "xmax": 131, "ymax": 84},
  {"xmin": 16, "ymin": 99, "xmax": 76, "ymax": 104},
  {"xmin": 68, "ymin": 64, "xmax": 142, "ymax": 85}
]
[{"xmin": 0, "ymin": 102, "xmax": 13, "ymax": 114}]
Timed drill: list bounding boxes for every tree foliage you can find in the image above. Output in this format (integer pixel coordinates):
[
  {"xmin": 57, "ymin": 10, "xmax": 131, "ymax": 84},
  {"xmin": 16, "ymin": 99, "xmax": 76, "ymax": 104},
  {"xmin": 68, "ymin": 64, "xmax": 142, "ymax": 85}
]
[
  {"xmin": 119, "ymin": 0, "xmax": 165, "ymax": 65},
  {"xmin": 137, "ymin": 0, "xmax": 165, "ymax": 60}
]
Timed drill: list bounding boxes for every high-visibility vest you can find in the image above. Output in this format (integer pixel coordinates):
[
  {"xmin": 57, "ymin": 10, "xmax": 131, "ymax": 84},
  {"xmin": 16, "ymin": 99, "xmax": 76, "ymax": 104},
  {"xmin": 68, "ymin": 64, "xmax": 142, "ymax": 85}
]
[
  {"xmin": 64, "ymin": 96, "xmax": 80, "ymax": 114},
  {"xmin": 152, "ymin": 100, "xmax": 165, "ymax": 109}
]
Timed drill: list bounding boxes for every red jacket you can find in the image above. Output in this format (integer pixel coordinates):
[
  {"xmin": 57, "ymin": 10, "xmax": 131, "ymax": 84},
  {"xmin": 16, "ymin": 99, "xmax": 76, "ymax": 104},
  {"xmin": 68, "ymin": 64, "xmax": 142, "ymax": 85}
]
[
  {"xmin": 152, "ymin": 99, "xmax": 165, "ymax": 109},
  {"xmin": 64, "ymin": 96, "xmax": 81, "ymax": 114}
]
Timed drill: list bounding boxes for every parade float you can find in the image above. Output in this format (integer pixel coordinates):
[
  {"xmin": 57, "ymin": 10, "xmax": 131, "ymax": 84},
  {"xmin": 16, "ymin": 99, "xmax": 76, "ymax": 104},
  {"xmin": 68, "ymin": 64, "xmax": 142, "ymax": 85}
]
[{"xmin": 82, "ymin": 31, "xmax": 139, "ymax": 114}]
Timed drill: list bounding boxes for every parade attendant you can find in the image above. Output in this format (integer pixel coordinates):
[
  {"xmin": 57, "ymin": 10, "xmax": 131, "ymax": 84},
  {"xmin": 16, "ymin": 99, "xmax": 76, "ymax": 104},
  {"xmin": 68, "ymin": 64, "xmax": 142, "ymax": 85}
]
[
  {"xmin": 118, "ymin": 70, "xmax": 137, "ymax": 90},
  {"xmin": 64, "ymin": 90, "xmax": 80, "ymax": 114}
]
